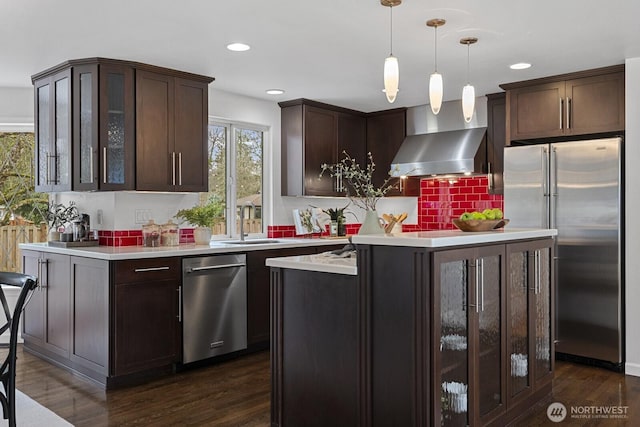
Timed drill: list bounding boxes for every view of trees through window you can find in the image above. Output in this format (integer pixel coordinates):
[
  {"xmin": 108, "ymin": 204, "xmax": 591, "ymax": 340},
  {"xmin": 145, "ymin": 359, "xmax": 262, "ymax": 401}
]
[
  {"xmin": 203, "ymin": 122, "xmax": 264, "ymax": 237},
  {"xmin": 0, "ymin": 132, "xmax": 49, "ymax": 272}
]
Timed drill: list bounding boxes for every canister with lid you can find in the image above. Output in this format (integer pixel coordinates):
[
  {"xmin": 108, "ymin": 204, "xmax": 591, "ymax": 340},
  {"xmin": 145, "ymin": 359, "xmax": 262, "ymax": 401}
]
[{"xmin": 161, "ymin": 219, "xmax": 180, "ymax": 246}]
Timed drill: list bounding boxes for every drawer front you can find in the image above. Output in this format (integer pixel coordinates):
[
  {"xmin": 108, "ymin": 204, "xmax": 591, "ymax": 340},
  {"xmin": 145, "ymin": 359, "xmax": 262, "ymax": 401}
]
[{"xmin": 114, "ymin": 257, "xmax": 181, "ymax": 283}]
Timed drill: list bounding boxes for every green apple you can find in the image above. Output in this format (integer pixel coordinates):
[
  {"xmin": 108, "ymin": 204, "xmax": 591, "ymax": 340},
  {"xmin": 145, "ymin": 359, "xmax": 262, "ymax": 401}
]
[
  {"xmin": 492, "ymin": 208, "xmax": 503, "ymax": 219},
  {"xmin": 460, "ymin": 212, "xmax": 473, "ymax": 221},
  {"xmin": 471, "ymin": 211, "xmax": 486, "ymax": 220},
  {"xmin": 483, "ymin": 209, "xmax": 496, "ymax": 220}
]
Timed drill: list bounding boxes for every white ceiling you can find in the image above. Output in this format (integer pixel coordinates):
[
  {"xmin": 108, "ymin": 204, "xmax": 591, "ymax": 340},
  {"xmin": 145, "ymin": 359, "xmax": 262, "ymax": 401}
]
[{"xmin": 2, "ymin": 0, "xmax": 639, "ymax": 112}]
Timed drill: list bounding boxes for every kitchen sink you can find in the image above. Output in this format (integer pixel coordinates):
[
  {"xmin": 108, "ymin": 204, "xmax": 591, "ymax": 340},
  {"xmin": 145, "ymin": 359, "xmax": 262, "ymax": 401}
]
[{"xmin": 221, "ymin": 239, "xmax": 281, "ymax": 245}]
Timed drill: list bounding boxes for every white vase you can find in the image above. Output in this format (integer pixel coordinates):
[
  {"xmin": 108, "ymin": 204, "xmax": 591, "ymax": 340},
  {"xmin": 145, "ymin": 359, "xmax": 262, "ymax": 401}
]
[
  {"xmin": 358, "ymin": 210, "xmax": 384, "ymax": 234},
  {"xmin": 193, "ymin": 227, "xmax": 212, "ymax": 245}
]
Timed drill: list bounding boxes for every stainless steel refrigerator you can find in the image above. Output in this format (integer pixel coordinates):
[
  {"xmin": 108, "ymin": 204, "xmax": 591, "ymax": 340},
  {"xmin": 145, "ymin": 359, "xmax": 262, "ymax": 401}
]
[{"xmin": 503, "ymin": 137, "xmax": 623, "ymax": 369}]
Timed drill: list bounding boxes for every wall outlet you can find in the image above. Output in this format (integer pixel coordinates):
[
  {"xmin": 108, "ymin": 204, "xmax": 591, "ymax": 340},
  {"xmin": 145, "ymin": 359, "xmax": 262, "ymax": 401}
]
[
  {"xmin": 135, "ymin": 209, "xmax": 152, "ymax": 224},
  {"xmin": 97, "ymin": 209, "xmax": 103, "ymax": 225}
]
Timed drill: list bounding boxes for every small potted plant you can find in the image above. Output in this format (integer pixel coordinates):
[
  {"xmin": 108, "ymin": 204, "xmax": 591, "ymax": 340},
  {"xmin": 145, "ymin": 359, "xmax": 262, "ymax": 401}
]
[
  {"xmin": 175, "ymin": 197, "xmax": 224, "ymax": 244},
  {"xmin": 322, "ymin": 203, "xmax": 351, "ymax": 236},
  {"xmin": 46, "ymin": 201, "xmax": 79, "ymax": 241}
]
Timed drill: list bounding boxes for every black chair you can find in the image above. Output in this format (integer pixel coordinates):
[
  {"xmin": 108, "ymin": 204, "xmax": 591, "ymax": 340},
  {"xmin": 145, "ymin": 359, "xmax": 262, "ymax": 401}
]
[{"xmin": 0, "ymin": 272, "xmax": 38, "ymax": 427}]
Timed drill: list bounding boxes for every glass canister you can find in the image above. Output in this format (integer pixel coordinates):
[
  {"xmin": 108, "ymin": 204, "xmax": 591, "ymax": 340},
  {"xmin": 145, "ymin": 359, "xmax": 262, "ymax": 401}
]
[
  {"xmin": 142, "ymin": 219, "xmax": 160, "ymax": 247},
  {"xmin": 161, "ymin": 219, "xmax": 180, "ymax": 246}
]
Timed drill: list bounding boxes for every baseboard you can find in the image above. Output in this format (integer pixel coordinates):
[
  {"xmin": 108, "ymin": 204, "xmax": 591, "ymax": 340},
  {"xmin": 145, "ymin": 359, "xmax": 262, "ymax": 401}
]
[{"xmin": 624, "ymin": 362, "xmax": 640, "ymax": 377}]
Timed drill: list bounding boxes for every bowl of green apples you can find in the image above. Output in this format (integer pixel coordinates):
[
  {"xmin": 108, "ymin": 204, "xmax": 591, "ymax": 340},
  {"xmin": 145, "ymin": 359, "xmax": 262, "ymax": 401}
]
[{"xmin": 452, "ymin": 208, "xmax": 509, "ymax": 232}]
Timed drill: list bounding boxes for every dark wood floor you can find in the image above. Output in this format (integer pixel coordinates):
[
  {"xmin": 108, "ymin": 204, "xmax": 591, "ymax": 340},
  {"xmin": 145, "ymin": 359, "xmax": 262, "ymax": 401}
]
[{"xmin": 8, "ymin": 345, "xmax": 640, "ymax": 426}]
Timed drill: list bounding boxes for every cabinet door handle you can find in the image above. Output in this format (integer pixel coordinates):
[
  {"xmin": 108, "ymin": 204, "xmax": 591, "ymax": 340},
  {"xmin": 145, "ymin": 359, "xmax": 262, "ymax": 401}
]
[
  {"xmin": 479, "ymin": 258, "xmax": 484, "ymax": 312},
  {"xmin": 473, "ymin": 260, "xmax": 480, "ymax": 313},
  {"xmin": 39, "ymin": 258, "xmax": 49, "ymax": 289},
  {"xmin": 566, "ymin": 97, "xmax": 571, "ymax": 129},
  {"xmin": 177, "ymin": 286, "xmax": 182, "ymax": 322},
  {"xmin": 103, "ymin": 147, "xmax": 107, "ymax": 184},
  {"xmin": 178, "ymin": 152, "xmax": 183, "ymax": 186},
  {"xmin": 171, "ymin": 152, "xmax": 176, "ymax": 186},
  {"xmin": 558, "ymin": 98, "xmax": 564, "ymax": 130},
  {"xmin": 134, "ymin": 266, "xmax": 170, "ymax": 273},
  {"xmin": 535, "ymin": 250, "xmax": 541, "ymax": 295},
  {"xmin": 487, "ymin": 162, "xmax": 493, "ymax": 191}
]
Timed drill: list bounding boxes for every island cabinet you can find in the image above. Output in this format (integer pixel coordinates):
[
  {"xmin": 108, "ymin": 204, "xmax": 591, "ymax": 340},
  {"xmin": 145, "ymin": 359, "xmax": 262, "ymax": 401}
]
[
  {"xmin": 269, "ymin": 231, "xmax": 555, "ymax": 427},
  {"xmin": 432, "ymin": 244, "xmax": 506, "ymax": 426},
  {"xmin": 31, "ymin": 57, "xmax": 213, "ymax": 193},
  {"xmin": 279, "ymin": 99, "xmax": 366, "ymax": 196},
  {"xmin": 501, "ymin": 65, "xmax": 624, "ymax": 143},
  {"xmin": 246, "ymin": 246, "xmax": 318, "ymax": 349},
  {"xmin": 505, "ymin": 239, "xmax": 554, "ymax": 410}
]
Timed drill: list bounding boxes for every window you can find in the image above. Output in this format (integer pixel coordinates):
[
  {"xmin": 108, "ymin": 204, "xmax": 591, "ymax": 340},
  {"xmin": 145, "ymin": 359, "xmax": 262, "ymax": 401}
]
[
  {"xmin": 0, "ymin": 132, "xmax": 48, "ymax": 272},
  {"xmin": 204, "ymin": 120, "xmax": 265, "ymax": 238}
]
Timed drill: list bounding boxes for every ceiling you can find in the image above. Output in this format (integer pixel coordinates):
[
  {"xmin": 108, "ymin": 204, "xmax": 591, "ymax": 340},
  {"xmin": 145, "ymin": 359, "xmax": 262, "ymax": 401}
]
[{"xmin": 2, "ymin": 0, "xmax": 639, "ymax": 113}]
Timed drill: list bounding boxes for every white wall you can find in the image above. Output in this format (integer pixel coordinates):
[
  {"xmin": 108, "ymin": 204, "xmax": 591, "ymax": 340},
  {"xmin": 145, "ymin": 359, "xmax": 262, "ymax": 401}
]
[
  {"xmin": 625, "ymin": 58, "xmax": 640, "ymax": 376},
  {"xmin": 0, "ymin": 86, "xmax": 33, "ymax": 131}
]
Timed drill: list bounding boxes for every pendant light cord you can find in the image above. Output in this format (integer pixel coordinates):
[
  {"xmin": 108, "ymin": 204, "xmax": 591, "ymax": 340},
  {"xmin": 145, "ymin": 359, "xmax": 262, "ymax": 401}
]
[
  {"xmin": 389, "ymin": 5, "xmax": 394, "ymax": 55},
  {"xmin": 466, "ymin": 43, "xmax": 470, "ymax": 84},
  {"xmin": 434, "ymin": 26, "xmax": 438, "ymax": 72}
]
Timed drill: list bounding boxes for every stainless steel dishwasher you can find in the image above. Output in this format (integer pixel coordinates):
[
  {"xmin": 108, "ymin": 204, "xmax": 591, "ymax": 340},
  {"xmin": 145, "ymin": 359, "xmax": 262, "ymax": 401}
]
[{"xmin": 182, "ymin": 254, "xmax": 247, "ymax": 363}]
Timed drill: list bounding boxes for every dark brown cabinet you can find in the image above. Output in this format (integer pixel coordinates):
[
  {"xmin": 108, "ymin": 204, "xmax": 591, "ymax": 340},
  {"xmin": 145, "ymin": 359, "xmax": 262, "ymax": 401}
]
[
  {"xmin": 34, "ymin": 69, "xmax": 72, "ymax": 192},
  {"xmin": 32, "ymin": 58, "xmax": 213, "ymax": 193},
  {"xmin": 280, "ymin": 99, "xmax": 366, "ymax": 196},
  {"xmin": 246, "ymin": 245, "xmax": 338, "ymax": 349},
  {"xmin": 21, "ymin": 250, "xmax": 71, "ymax": 359},
  {"xmin": 365, "ymin": 108, "xmax": 412, "ymax": 196},
  {"xmin": 112, "ymin": 257, "xmax": 181, "ymax": 376},
  {"xmin": 70, "ymin": 256, "xmax": 109, "ymax": 375},
  {"xmin": 505, "ymin": 239, "xmax": 554, "ymax": 410},
  {"xmin": 433, "ymin": 244, "xmax": 506, "ymax": 426},
  {"xmin": 72, "ymin": 61, "xmax": 135, "ymax": 191},
  {"xmin": 502, "ymin": 65, "xmax": 624, "ymax": 142},
  {"xmin": 136, "ymin": 72, "xmax": 209, "ymax": 192},
  {"xmin": 486, "ymin": 92, "xmax": 506, "ymax": 195}
]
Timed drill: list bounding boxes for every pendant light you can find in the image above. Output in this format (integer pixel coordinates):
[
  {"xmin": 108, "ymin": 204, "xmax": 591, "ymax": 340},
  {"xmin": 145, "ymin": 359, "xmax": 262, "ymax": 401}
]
[
  {"xmin": 381, "ymin": 0, "xmax": 401, "ymax": 103},
  {"xmin": 426, "ymin": 19, "xmax": 446, "ymax": 115},
  {"xmin": 460, "ymin": 37, "xmax": 478, "ymax": 123}
]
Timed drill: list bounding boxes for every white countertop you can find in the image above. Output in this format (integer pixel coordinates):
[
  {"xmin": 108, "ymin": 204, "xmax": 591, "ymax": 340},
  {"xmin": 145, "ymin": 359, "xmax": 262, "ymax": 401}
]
[
  {"xmin": 19, "ymin": 238, "xmax": 349, "ymax": 261},
  {"xmin": 350, "ymin": 228, "xmax": 557, "ymax": 247},
  {"xmin": 266, "ymin": 253, "xmax": 357, "ymax": 276}
]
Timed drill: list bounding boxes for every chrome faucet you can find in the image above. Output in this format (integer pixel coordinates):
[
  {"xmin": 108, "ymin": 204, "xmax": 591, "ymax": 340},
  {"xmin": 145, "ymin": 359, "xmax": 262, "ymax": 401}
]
[{"xmin": 239, "ymin": 201, "xmax": 255, "ymax": 241}]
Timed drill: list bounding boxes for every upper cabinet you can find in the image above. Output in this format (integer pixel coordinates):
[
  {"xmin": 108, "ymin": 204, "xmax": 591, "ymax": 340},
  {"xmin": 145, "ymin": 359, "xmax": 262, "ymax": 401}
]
[
  {"xmin": 486, "ymin": 92, "xmax": 506, "ymax": 195},
  {"xmin": 366, "ymin": 108, "xmax": 415, "ymax": 196},
  {"xmin": 280, "ymin": 99, "xmax": 366, "ymax": 197},
  {"xmin": 34, "ymin": 69, "xmax": 72, "ymax": 192},
  {"xmin": 135, "ymin": 72, "xmax": 209, "ymax": 192},
  {"xmin": 501, "ymin": 65, "xmax": 624, "ymax": 143},
  {"xmin": 32, "ymin": 58, "xmax": 213, "ymax": 192},
  {"xmin": 280, "ymin": 99, "xmax": 415, "ymax": 197}
]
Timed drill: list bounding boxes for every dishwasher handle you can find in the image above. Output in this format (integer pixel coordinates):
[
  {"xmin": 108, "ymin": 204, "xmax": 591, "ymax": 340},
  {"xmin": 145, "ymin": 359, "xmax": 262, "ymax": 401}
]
[{"xmin": 185, "ymin": 263, "xmax": 246, "ymax": 273}]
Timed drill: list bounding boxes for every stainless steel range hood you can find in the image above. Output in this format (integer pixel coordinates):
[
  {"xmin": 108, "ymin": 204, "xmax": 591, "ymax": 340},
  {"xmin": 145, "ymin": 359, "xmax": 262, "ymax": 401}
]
[{"xmin": 391, "ymin": 127, "xmax": 487, "ymax": 177}]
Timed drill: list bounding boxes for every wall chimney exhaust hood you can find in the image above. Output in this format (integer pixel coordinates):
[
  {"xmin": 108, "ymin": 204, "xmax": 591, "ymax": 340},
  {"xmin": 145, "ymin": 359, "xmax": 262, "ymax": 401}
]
[{"xmin": 390, "ymin": 127, "xmax": 487, "ymax": 177}]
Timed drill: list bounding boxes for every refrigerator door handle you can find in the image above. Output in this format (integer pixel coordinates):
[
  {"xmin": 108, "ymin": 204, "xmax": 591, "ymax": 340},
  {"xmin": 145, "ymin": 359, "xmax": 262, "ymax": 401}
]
[
  {"xmin": 549, "ymin": 147, "xmax": 558, "ymax": 229},
  {"xmin": 543, "ymin": 147, "xmax": 550, "ymax": 229}
]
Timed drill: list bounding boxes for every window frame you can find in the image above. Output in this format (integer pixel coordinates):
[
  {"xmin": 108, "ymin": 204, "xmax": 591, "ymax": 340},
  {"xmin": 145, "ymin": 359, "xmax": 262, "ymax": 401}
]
[{"xmin": 208, "ymin": 117, "xmax": 269, "ymax": 240}]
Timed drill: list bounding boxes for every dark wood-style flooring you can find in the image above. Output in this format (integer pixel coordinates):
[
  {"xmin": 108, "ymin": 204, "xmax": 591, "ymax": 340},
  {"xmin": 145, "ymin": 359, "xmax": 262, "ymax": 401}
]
[{"xmin": 7, "ymin": 345, "xmax": 640, "ymax": 426}]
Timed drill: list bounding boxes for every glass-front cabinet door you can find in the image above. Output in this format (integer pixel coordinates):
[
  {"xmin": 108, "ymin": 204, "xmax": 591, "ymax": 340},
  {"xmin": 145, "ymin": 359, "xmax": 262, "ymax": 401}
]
[
  {"xmin": 506, "ymin": 239, "xmax": 554, "ymax": 408},
  {"xmin": 433, "ymin": 245, "xmax": 505, "ymax": 427},
  {"xmin": 72, "ymin": 62, "xmax": 134, "ymax": 191},
  {"xmin": 34, "ymin": 69, "xmax": 72, "ymax": 192}
]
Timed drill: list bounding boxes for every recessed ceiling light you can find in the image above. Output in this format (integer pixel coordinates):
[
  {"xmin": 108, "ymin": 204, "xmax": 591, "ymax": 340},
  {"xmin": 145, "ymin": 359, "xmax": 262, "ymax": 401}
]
[
  {"xmin": 266, "ymin": 89, "xmax": 285, "ymax": 95},
  {"xmin": 510, "ymin": 62, "xmax": 532, "ymax": 70},
  {"xmin": 226, "ymin": 43, "xmax": 250, "ymax": 52}
]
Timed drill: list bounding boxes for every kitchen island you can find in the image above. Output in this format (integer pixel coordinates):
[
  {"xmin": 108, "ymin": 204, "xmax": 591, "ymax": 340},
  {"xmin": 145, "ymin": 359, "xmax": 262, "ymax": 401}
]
[
  {"xmin": 267, "ymin": 228, "xmax": 557, "ymax": 427},
  {"xmin": 17, "ymin": 238, "xmax": 347, "ymax": 388}
]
